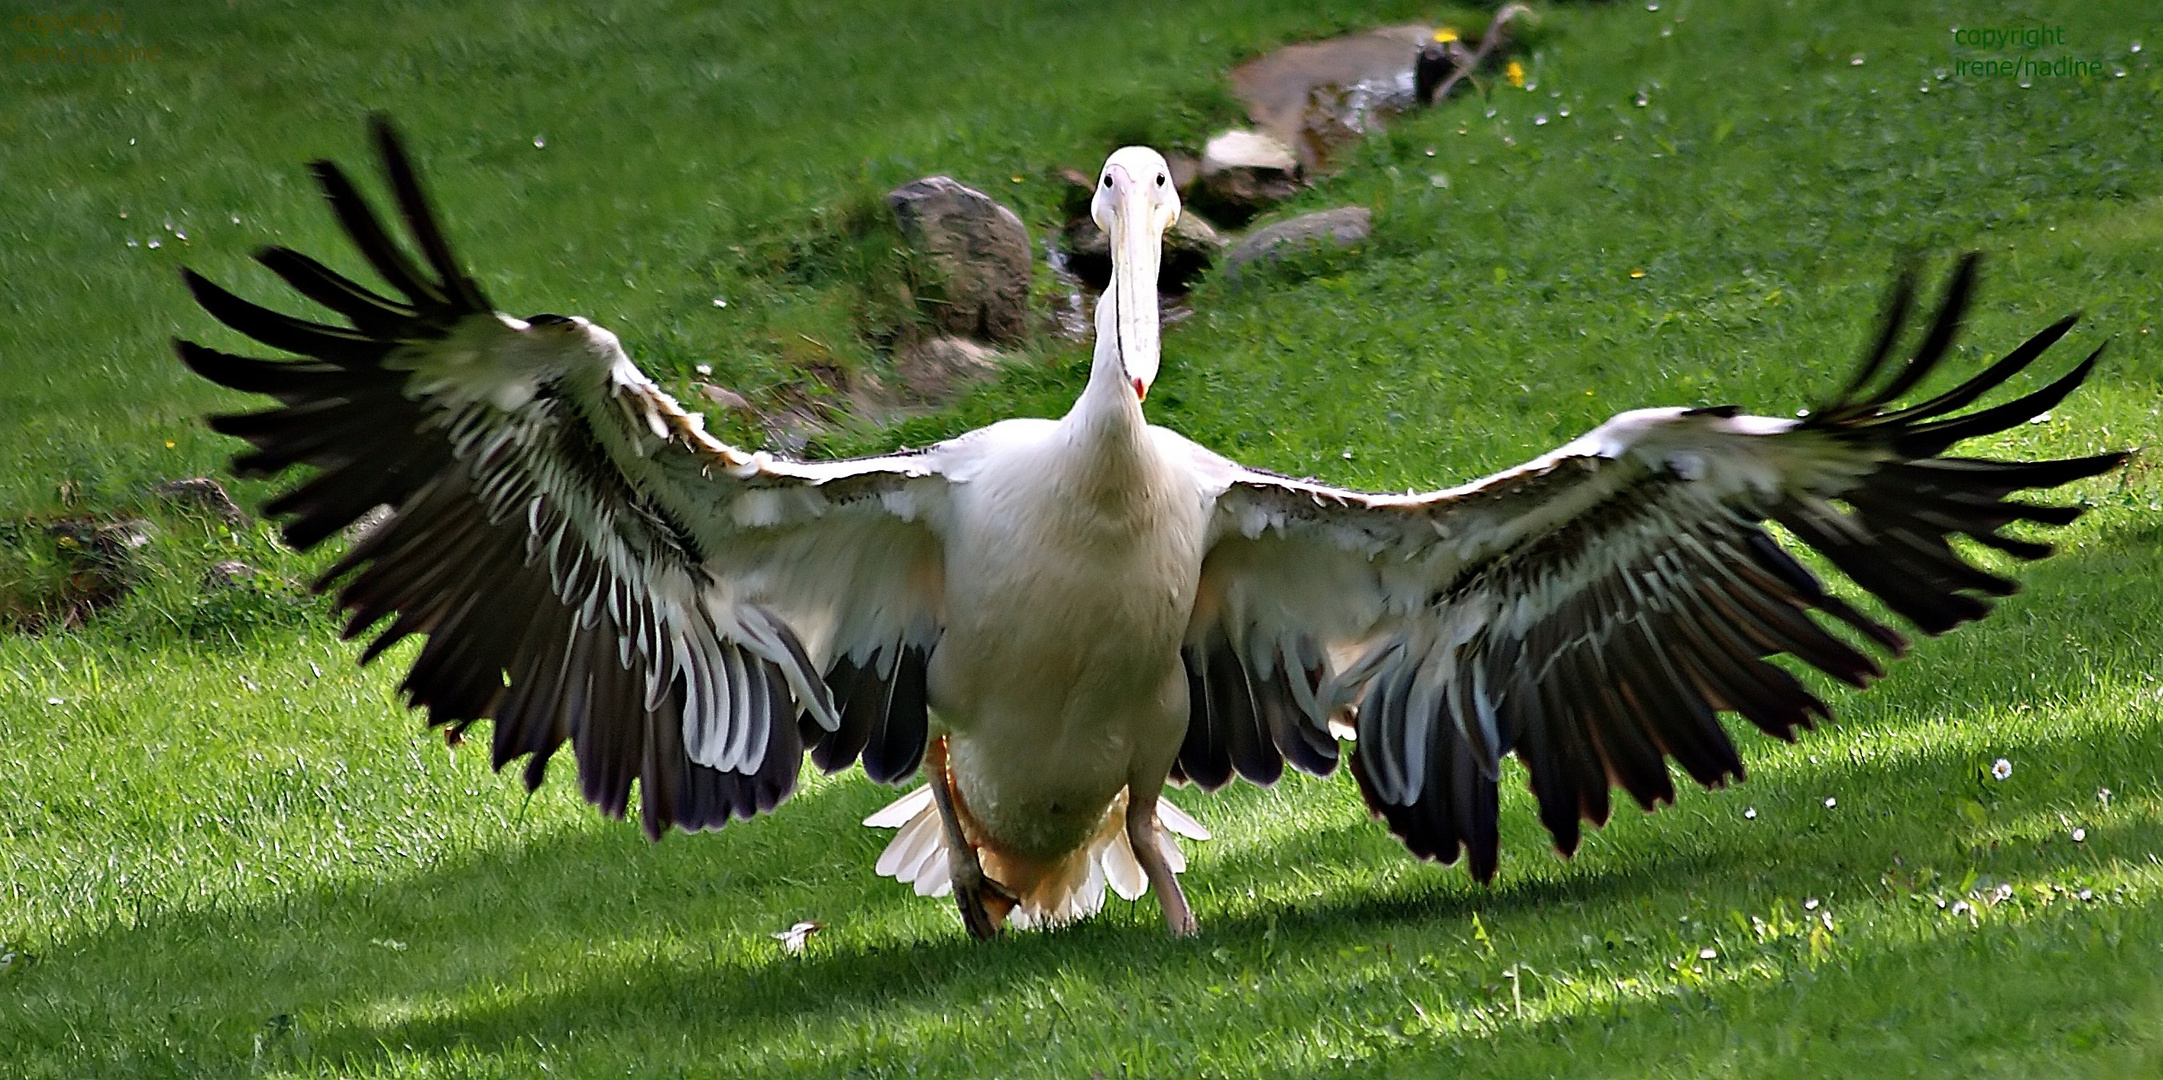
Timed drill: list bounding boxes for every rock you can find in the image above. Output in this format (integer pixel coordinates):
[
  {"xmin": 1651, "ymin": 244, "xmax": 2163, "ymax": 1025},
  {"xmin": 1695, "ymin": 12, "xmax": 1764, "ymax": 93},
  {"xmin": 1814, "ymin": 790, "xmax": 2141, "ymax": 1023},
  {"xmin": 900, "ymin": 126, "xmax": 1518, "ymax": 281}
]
[
  {"xmin": 152, "ymin": 477, "xmax": 246, "ymax": 525},
  {"xmin": 756, "ymin": 401, "xmax": 826, "ymax": 457},
  {"xmin": 1191, "ymin": 130, "xmax": 1303, "ymax": 225},
  {"xmin": 1202, "ymin": 129, "xmax": 1300, "ymax": 174},
  {"xmin": 203, "ymin": 560, "xmax": 258, "ymax": 589},
  {"xmin": 894, "ymin": 335, "xmax": 1003, "ymax": 403},
  {"xmin": 46, "ymin": 518, "xmax": 151, "ymax": 563},
  {"xmin": 693, "ymin": 381, "xmax": 754, "ymax": 415},
  {"xmin": 1165, "ymin": 152, "xmax": 1201, "ymax": 193},
  {"xmin": 1229, "ymin": 25, "xmax": 1432, "ymax": 171},
  {"xmin": 886, "ymin": 177, "xmax": 1033, "ymax": 345},
  {"xmin": 1060, "ymin": 210, "xmax": 1229, "ymax": 293},
  {"xmin": 1171, "ymin": 211, "xmax": 1230, "ymax": 255},
  {"xmin": 44, "ymin": 517, "xmax": 153, "ymax": 619},
  {"xmin": 1225, "ymin": 207, "xmax": 1373, "ymax": 276}
]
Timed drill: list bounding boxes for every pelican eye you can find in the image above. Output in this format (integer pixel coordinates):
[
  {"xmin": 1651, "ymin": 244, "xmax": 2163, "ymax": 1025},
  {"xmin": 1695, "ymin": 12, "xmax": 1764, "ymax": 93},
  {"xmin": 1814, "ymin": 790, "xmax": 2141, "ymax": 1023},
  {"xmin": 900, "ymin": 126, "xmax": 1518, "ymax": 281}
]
[
  {"xmin": 1156, "ymin": 173, "xmax": 1166, "ymax": 186},
  {"xmin": 1101, "ymin": 175, "xmax": 1112, "ymax": 189}
]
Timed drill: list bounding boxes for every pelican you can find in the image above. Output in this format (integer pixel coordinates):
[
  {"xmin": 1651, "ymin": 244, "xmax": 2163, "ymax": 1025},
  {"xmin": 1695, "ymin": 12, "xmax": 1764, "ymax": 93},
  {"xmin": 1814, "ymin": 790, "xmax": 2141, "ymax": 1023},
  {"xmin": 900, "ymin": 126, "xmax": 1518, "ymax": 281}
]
[{"xmin": 179, "ymin": 119, "xmax": 2126, "ymax": 938}]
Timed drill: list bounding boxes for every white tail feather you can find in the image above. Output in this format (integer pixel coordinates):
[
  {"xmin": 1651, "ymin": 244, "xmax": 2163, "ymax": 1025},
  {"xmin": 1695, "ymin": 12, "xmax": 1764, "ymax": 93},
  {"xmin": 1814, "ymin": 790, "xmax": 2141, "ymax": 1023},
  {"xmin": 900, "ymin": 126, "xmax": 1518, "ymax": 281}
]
[
  {"xmin": 874, "ymin": 803, "xmax": 941, "ymax": 879},
  {"xmin": 1103, "ymin": 830, "xmax": 1146, "ymax": 901},
  {"xmin": 1154, "ymin": 797, "xmax": 1211, "ymax": 841},
  {"xmin": 863, "ymin": 784, "xmax": 934, "ymax": 828},
  {"xmin": 865, "ymin": 786, "xmax": 1206, "ymax": 927}
]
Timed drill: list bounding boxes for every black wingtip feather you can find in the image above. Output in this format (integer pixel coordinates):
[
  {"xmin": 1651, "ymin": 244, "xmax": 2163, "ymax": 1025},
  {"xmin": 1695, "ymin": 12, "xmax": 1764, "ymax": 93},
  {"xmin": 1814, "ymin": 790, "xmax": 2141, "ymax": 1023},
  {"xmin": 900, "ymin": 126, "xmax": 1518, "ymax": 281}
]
[
  {"xmin": 182, "ymin": 268, "xmax": 392, "ymax": 366},
  {"xmin": 1898, "ymin": 346, "xmax": 2104, "ymax": 458},
  {"xmin": 1821, "ymin": 253, "xmax": 1981, "ymax": 421},
  {"xmin": 1869, "ymin": 251, "xmax": 1977, "ymax": 407},
  {"xmin": 368, "ymin": 115, "xmax": 492, "ymax": 313},
  {"xmin": 310, "ymin": 156, "xmax": 444, "ymax": 307},
  {"xmin": 1883, "ymin": 313, "xmax": 2079, "ymax": 426},
  {"xmin": 1828, "ymin": 258, "xmax": 1918, "ymax": 413},
  {"xmin": 254, "ymin": 245, "xmax": 418, "ymax": 334}
]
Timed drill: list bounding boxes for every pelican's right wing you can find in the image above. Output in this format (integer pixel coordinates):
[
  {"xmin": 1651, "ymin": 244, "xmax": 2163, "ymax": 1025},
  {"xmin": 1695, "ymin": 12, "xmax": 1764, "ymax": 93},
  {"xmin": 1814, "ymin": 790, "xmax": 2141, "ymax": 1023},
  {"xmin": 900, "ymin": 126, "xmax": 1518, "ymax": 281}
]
[
  {"xmin": 1176, "ymin": 257, "xmax": 2127, "ymax": 879},
  {"xmin": 178, "ymin": 118, "xmax": 964, "ymax": 837}
]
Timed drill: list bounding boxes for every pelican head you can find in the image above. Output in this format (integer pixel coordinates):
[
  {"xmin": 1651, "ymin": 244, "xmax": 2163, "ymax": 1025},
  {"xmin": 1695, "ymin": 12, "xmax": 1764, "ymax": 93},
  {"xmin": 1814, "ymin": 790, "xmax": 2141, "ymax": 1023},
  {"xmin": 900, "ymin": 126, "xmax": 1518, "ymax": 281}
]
[{"xmin": 1091, "ymin": 146, "xmax": 1179, "ymax": 402}]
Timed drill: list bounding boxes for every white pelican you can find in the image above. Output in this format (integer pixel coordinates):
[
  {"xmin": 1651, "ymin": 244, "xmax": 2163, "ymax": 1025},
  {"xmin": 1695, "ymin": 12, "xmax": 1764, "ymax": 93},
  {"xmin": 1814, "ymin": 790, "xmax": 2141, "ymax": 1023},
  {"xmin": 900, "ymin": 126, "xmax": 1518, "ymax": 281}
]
[{"xmin": 179, "ymin": 119, "xmax": 2125, "ymax": 938}]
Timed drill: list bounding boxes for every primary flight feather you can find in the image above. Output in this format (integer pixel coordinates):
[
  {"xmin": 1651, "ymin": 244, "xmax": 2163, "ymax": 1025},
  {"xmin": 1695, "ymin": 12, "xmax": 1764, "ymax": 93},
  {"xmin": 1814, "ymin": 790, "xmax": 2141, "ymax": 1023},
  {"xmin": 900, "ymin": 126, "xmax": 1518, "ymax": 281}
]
[{"xmin": 178, "ymin": 119, "xmax": 2126, "ymax": 937}]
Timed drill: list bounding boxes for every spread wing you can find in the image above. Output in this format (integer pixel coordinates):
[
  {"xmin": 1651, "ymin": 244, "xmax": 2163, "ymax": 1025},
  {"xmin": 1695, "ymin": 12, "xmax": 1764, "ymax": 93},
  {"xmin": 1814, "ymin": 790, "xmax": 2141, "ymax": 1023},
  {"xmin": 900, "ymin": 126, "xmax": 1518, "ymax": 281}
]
[
  {"xmin": 177, "ymin": 118, "xmax": 957, "ymax": 838},
  {"xmin": 1178, "ymin": 255, "xmax": 2128, "ymax": 879}
]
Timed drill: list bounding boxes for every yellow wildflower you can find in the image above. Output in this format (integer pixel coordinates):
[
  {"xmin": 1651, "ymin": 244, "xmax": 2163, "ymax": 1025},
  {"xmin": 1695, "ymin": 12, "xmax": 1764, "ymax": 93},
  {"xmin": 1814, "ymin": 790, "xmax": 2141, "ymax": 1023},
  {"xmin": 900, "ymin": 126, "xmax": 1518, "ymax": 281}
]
[
  {"xmin": 1629, "ymin": 268, "xmax": 1647, "ymax": 279},
  {"xmin": 1506, "ymin": 60, "xmax": 1525, "ymax": 88},
  {"xmin": 1433, "ymin": 27, "xmax": 1458, "ymax": 43}
]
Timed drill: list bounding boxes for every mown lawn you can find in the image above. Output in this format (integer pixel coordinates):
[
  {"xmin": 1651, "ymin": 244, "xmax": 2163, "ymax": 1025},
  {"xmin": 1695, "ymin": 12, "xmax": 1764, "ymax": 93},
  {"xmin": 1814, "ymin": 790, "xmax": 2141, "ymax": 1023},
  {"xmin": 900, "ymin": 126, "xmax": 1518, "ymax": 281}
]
[{"xmin": 5, "ymin": 1, "xmax": 2162, "ymax": 1076}]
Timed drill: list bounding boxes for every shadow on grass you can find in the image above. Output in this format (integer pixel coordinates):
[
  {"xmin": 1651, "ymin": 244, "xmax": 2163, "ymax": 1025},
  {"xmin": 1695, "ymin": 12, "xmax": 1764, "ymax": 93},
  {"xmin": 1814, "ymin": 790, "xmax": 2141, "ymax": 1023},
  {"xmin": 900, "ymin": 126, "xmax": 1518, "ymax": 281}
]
[{"xmin": 13, "ymin": 538, "xmax": 2161, "ymax": 1074}]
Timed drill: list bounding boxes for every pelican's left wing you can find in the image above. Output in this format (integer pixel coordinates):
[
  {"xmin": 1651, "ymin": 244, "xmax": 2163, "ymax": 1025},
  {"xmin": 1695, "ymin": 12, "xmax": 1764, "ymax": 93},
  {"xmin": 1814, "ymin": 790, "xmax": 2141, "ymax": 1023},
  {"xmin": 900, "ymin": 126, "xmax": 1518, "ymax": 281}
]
[
  {"xmin": 1178, "ymin": 256, "xmax": 2127, "ymax": 879},
  {"xmin": 177, "ymin": 119, "xmax": 954, "ymax": 838}
]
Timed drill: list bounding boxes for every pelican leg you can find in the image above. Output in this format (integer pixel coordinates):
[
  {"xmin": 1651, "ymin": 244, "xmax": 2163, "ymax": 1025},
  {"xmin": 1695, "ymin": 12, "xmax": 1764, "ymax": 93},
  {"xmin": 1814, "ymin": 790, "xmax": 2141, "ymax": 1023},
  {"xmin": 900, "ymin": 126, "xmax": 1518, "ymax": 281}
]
[
  {"xmin": 1125, "ymin": 785, "xmax": 1198, "ymax": 937},
  {"xmin": 925, "ymin": 736, "xmax": 1015, "ymax": 939}
]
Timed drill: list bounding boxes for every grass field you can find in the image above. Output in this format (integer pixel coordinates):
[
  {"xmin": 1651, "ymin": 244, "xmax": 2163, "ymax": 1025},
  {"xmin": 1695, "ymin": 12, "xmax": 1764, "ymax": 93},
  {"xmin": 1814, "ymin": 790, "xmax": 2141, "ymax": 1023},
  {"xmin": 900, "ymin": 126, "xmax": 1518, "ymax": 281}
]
[{"xmin": 5, "ymin": 0, "xmax": 2163, "ymax": 1076}]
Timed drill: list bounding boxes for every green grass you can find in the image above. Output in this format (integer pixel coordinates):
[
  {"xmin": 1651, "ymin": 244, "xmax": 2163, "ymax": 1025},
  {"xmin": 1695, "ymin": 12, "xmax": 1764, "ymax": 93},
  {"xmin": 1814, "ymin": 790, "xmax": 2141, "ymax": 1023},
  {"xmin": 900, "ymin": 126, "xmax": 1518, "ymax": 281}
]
[{"xmin": 6, "ymin": 0, "xmax": 2163, "ymax": 1076}]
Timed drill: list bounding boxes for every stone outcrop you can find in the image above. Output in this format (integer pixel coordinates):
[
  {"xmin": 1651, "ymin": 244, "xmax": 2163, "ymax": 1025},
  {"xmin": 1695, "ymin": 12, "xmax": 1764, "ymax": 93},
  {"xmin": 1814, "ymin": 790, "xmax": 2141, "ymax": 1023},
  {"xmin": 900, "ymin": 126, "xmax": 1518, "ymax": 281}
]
[
  {"xmin": 1189, "ymin": 130, "xmax": 1302, "ymax": 225},
  {"xmin": 202, "ymin": 560, "xmax": 258, "ymax": 589},
  {"xmin": 886, "ymin": 177, "xmax": 1033, "ymax": 345},
  {"xmin": 1224, "ymin": 206, "xmax": 1373, "ymax": 276},
  {"xmin": 152, "ymin": 477, "xmax": 246, "ymax": 525},
  {"xmin": 894, "ymin": 335, "xmax": 1003, "ymax": 403}
]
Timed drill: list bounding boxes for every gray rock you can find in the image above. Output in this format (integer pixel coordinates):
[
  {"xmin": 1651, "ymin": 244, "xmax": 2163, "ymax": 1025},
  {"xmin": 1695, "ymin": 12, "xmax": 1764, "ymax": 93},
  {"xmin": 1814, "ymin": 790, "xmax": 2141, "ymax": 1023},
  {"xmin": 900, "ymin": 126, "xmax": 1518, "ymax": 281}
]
[
  {"xmin": 1171, "ymin": 211, "xmax": 1230, "ymax": 256},
  {"xmin": 1225, "ymin": 207, "xmax": 1373, "ymax": 275},
  {"xmin": 894, "ymin": 335, "xmax": 1003, "ymax": 403},
  {"xmin": 1165, "ymin": 152, "xmax": 1201, "ymax": 193},
  {"xmin": 693, "ymin": 381, "xmax": 754, "ymax": 415},
  {"xmin": 46, "ymin": 518, "xmax": 151, "ymax": 561},
  {"xmin": 152, "ymin": 477, "xmax": 246, "ymax": 525},
  {"xmin": 757, "ymin": 402, "xmax": 825, "ymax": 457},
  {"xmin": 17, "ymin": 517, "xmax": 152, "ymax": 630},
  {"xmin": 1191, "ymin": 131, "xmax": 1302, "ymax": 223},
  {"xmin": 886, "ymin": 177, "xmax": 1033, "ymax": 345},
  {"xmin": 45, "ymin": 517, "xmax": 153, "ymax": 609},
  {"xmin": 203, "ymin": 560, "xmax": 258, "ymax": 589},
  {"xmin": 1202, "ymin": 130, "xmax": 1300, "ymax": 175}
]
